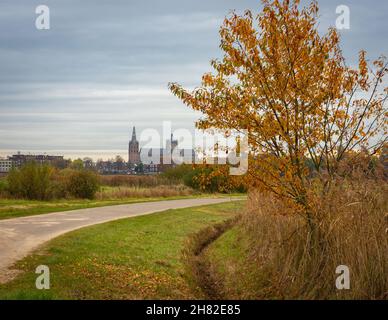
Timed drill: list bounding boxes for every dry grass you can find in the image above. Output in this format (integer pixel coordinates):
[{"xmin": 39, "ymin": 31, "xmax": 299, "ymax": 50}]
[
  {"xmin": 240, "ymin": 177, "xmax": 388, "ymax": 299},
  {"xmin": 96, "ymin": 184, "xmax": 194, "ymax": 200},
  {"xmin": 100, "ymin": 175, "xmax": 172, "ymax": 188}
]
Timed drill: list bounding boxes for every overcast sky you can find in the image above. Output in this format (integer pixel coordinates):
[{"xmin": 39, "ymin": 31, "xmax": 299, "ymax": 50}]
[{"xmin": 0, "ymin": 0, "xmax": 387, "ymax": 160}]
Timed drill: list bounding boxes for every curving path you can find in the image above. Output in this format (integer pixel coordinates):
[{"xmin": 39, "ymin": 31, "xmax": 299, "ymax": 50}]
[{"xmin": 0, "ymin": 197, "xmax": 241, "ymax": 283}]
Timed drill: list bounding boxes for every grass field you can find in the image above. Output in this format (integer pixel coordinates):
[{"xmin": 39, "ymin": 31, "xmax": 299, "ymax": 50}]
[{"xmin": 0, "ymin": 201, "xmax": 244, "ymax": 300}]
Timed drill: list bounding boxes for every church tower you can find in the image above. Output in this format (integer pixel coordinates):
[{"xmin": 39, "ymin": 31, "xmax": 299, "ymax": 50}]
[{"xmin": 128, "ymin": 126, "xmax": 140, "ymax": 166}]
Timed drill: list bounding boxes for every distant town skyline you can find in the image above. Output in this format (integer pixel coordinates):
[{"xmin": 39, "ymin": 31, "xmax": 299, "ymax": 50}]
[{"xmin": 1, "ymin": 0, "xmax": 387, "ymax": 159}]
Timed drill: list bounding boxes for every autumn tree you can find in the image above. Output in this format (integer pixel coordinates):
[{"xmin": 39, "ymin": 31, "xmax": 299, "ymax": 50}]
[{"xmin": 169, "ymin": 0, "xmax": 387, "ymax": 227}]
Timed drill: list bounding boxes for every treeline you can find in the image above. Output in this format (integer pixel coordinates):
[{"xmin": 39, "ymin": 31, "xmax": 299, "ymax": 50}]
[
  {"xmin": 4, "ymin": 162, "xmax": 100, "ymax": 200},
  {"xmin": 0, "ymin": 162, "xmax": 247, "ymax": 201}
]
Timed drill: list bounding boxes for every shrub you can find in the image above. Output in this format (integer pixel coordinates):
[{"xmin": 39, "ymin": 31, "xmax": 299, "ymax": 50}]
[
  {"xmin": 162, "ymin": 164, "xmax": 194, "ymax": 181},
  {"xmin": 0, "ymin": 177, "xmax": 8, "ymax": 198},
  {"xmin": 7, "ymin": 162, "xmax": 55, "ymax": 200},
  {"xmin": 163, "ymin": 164, "xmax": 247, "ymax": 193},
  {"xmin": 65, "ymin": 169, "xmax": 100, "ymax": 199},
  {"xmin": 6, "ymin": 164, "xmax": 101, "ymax": 200}
]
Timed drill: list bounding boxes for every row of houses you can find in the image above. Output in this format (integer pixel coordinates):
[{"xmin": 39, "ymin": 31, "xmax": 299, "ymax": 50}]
[
  {"xmin": 0, "ymin": 158, "xmax": 13, "ymax": 173},
  {"xmin": 0, "ymin": 153, "xmax": 68, "ymax": 173},
  {"xmin": 0, "ymin": 151, "xmax": 191, "ymax": 175},
  {"xmin": 95, "ymin": 160, "xmax": 159, "ymax": 175}
]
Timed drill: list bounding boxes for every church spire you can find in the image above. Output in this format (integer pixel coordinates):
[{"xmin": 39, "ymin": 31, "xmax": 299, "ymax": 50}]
[{"xmin": 128, "ymin": 126, "xmax": 140, "ymax": 165}]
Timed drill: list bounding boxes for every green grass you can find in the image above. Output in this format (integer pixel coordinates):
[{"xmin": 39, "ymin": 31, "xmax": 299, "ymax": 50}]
[
  {"xmin": 0, "ymin": 193, "xmax": 244, "ymax": 220},
  {"xmin": 0, "ymin": 201, "xmax": 244, "ymax": 300}
]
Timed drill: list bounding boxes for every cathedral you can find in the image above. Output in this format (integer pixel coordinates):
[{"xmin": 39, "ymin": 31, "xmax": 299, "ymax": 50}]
[
  {"xmin": 128, "ymin": 126, "xmax": 196, "ymax": 172},
  {"xmin": 128, "ymin": 126, "xmax": 140, "ymax": 166}
]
